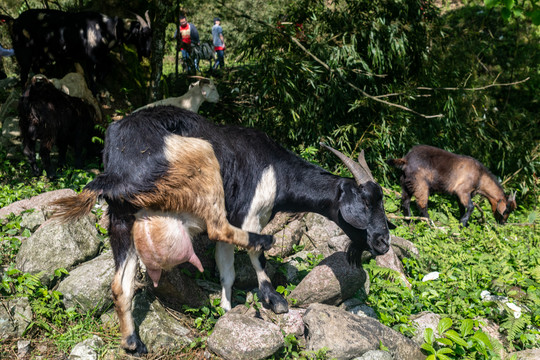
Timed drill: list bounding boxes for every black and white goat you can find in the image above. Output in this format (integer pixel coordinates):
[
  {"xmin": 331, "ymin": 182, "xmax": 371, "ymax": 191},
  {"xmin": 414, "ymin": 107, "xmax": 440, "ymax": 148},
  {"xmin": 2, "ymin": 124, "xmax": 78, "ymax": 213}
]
[{"xmin": 52, "ymin": 106, "xmax": 391, "ymax": 355}]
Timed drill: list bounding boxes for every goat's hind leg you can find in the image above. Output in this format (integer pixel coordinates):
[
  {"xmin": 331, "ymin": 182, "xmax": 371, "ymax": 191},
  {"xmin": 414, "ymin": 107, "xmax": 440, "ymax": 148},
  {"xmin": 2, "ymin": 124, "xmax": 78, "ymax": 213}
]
[
  {"xmin": 457, "ymin": 192, "xmax": 475, "ymax": 227},
  {"xmin": 109, "ymin": 205, "xmax": 147, "ymax": 355}
]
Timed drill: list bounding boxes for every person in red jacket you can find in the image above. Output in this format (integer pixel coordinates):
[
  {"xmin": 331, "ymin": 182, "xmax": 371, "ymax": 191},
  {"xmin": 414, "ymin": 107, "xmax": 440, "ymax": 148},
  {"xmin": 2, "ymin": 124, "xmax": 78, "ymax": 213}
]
[{"xmin": 175, "ymin": 15, "xmax": 200, "ymax": 72}]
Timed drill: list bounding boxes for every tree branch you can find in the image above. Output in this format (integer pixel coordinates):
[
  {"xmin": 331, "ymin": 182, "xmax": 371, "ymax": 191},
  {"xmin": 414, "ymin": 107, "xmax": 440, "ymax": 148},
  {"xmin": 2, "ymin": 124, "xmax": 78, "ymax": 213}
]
[
  {"xmin": 219, "ymin": 0, "xmax": 443, "ymax": 119},
  {"xmin": 416, "ymin": 77, "xmax": 530, "ymax": 92}
]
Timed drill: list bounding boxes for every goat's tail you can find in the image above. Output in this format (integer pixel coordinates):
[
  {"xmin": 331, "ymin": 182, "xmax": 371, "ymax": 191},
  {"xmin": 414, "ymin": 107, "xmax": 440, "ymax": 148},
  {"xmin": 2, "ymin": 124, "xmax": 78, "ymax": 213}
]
[
  {"xmin": 50, "ymin": 189, "xmax": 101, "ymax": 223},
  {"xmin": 386, "ymin": 158, "xmax": 407, "ymax": 170}
]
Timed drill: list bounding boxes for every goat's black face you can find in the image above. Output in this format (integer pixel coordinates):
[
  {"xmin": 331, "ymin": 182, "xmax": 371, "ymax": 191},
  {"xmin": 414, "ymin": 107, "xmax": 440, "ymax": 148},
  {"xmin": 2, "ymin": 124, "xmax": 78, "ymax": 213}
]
[{"xmin": 337, "ymin": 180, "xmax": 391, "ymax": 265}]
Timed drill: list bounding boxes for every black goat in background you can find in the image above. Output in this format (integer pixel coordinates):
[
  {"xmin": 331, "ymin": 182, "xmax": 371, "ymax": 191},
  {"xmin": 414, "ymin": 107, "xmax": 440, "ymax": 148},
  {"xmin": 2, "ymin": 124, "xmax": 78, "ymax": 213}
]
[
  {"xmin": 18, "ymin": 75, "xmax": 100, "ymax": 177},
  {"xmin": 0, "ymin": 9, "xmax": 151, "ymax": 90}
]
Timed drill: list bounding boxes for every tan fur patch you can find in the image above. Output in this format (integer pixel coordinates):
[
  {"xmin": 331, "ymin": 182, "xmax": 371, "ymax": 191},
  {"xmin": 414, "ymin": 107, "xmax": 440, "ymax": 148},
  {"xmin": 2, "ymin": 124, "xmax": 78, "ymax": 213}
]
[{"xmin": 130, "ymin": 135, "xmax": 252, "ymax": 249}]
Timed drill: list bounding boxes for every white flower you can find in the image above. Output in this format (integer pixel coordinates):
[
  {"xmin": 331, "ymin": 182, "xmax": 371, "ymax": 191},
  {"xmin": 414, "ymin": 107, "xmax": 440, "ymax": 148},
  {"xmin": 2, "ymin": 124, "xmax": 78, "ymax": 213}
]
[{"xmin": 422, "ymin": 272, "xmax": 440, "ymax": 282}]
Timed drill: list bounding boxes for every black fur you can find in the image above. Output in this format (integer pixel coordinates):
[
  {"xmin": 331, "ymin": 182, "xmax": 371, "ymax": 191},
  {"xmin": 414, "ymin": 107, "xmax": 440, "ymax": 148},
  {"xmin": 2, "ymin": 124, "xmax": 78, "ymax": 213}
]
[
  {"xmin": 2, "ymin": 9, "xmax": 151, "ymax": 88},
  {"xmin": 18, "ymin": 77, "xmax": 99, "ymax": 177},
  {"xmin": 121, "ymin": 106, "xmax": 390, "ymax": 259},
  {"xmin": 248, "ymin": 233, "xmax": 274, "ymax": 251},
  {"xmin": 125, "ymin": 333, "xmax": 147, "ymax": 355},
  {"xmin": 77, "ymin": 106, "xmax": 390, "ymax": 352},
  {"xmin": 260, "ymin": 280, "xmax": 288, "ymax": 314}
]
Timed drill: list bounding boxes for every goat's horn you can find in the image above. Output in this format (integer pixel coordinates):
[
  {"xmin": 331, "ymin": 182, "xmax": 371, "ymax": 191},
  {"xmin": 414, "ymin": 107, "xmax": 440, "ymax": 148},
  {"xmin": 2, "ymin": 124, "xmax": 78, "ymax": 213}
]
[
  {"xmin": 187, "ymin": 75, "xmax": 211, "ymax": 80},
  {"xmin": 144, "ymin": 10, "xmax": 151, "ymax": 28},
  {"xmin": 134, "ymin": 13, "xmax": 148, "ymax": 28},
  {"xmin": 509, "ymin": 191, "xmax": 516, "ymax": 202},
  {"xmin": 320, "ymin": 142, "xmax": 374, "ymax": 185}
]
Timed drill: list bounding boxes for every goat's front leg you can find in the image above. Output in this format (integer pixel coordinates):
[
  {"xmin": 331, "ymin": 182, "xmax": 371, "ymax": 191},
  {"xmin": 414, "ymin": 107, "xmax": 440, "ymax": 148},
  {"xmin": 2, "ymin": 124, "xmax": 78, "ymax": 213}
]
[
  {"xmin": 248, "ymin": 249, "xmax": 288, "ymax": 313},
  {"xmin": 22, "ymin": 138, "xmax": 40, "ymax": 176},
  {"xmin": 215, "ymin": 242, "xmax": 235, "ymax": 311},
  {"xmin": 215, "ymin": 243, "xmax": 288, "ymax": 314},
  {"xmin": 39, "ymin": 140, "xmax": 55, "ymax": 177}
]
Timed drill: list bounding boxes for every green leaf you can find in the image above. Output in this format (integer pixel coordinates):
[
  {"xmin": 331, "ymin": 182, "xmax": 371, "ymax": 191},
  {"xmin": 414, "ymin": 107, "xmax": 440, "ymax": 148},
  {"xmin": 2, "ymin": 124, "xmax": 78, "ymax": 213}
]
[
  {"xmin": 421, "ymin": 343, "xmax": 436, "ymax": 354},
  {"xmin": 445, "ymin": 330, "xmax": 469, "ymax": 348},
  {"xmin": 460, "ymin": 319, "xmax": 474, "ymax": 337},
  {"xmin": 531, "ymin": 9, "xmax": 540, "ymax": 25},
  {"xmin": 503, "ymin": 0, "xmax": 514, "ymax": 10},
  {"xmin": 472, "ymin": 331, "xmax": 493, "ymax": 350},
  {"xmin": 437, "ymin": 348, "xmax": 454, "ymax": 355},
  {"xmin": 438, "ymin": 318, "xmax": 453, "ymax": 334},
  {"xmin": 424, "ymin": 327, "xmax": 434, "ymax": 344},
  {"xmin": 501, "ymin": 8, "xmax": 512, "ymax": 20},
  {"xmin": 435, "ymin": 354, "xmax": 453, "ymax": 360},
  {"xmin": 484, "ymin": 0, "xmax": 500, "ymax": 8}
]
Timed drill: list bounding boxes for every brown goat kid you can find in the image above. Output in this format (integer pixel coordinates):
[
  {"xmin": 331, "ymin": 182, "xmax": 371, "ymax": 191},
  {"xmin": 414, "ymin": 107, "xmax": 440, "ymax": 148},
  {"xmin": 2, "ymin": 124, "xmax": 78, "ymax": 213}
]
[{"xmin": 387, "ymin": 145, "xmax": 516, "ymax": 227}]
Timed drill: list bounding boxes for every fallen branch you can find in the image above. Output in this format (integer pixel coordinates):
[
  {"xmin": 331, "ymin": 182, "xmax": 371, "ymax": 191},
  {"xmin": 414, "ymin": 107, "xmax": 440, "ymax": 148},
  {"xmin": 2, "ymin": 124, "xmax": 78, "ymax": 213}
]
[
  {"xmin": 416, "ymin": 77, "xmax": 530, "ymax": 92},
  {"xmin": 387, "ymin": 213, "xmax": 436, "ymax": 227}
]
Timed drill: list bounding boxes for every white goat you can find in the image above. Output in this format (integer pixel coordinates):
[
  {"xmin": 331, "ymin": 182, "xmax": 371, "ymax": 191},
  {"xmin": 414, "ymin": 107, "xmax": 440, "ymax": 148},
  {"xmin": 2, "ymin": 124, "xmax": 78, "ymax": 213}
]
[{"xmin": 134, "ymin": 79, "xmax": 219, "ymax": 113}]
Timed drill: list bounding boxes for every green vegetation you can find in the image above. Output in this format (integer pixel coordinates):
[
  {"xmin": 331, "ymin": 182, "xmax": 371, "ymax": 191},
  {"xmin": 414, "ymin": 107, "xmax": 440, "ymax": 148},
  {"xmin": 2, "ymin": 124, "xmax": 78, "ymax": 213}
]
[{"xmin": 0, "ymin": 0, "xmax": 538, "ymax": 359}]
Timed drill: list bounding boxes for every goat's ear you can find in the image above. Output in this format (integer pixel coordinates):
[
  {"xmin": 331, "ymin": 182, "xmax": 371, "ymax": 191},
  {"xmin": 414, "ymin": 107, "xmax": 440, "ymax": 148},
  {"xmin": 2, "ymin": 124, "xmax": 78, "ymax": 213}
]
[{"xmin": 339, "ymin": 184, "xmax": 369, "ymax": 230}]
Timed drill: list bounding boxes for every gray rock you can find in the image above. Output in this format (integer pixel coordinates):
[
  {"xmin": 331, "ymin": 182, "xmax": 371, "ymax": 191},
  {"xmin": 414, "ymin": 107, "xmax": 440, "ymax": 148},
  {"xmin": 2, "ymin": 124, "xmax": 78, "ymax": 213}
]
[
  {"xmin": 281, "ymin": 249, "xmax": 324, "ymax": 284},
  {"xmin": 262, "ymin": 212, "xmax": 299, "ymax": 235},
  {"xmin": 207, "ymin": 312, "xmax": 284, "ymax": 360},
  {"xmin": 303, "ymin": 303, "xmax": 425, "ymax": 360},
  {"xmin": 300, "ymin": 213, "xmax": 343, "ymax": 255},
  {"xmin": 229, "ymin": 304, "xmax": 306, "ymax": 338},
  {"xmin": 233, "ymin": 251, "xmax": 277, "ymax": 289},
  {"xmin": 0, "ymin": 115, "xmax": 21, "ymax": 152},
  {"xmin": 0, "ymin": 189, "xmax": 76, "ymax": 219},
  {"xmin": 20, "ymin": 209, "xmax": 47, "ymax": 232},
  {"xmin": 375, "ymin": 246, "xmax": 411, "ymax": 288},
  {"xmin": 132, "ymin": 291, "xmax": 194, "ymax": 352},
  {"xmin": 15, "ymin": 214, "xmax": 101, "ymax": 285},
  {"xmin": 409, "ymin": 312, "xmax": 441, "ymax": 345},
  {"xmin": 509, "ymin": 349, "xmax": 540, "ymax": 360},
  {"xmin": 266, "ymin": 217, "xmax": 305, "ymax": 258},
  {"xmin": 347, "ymin": 304, "xmax": 378, "ymax": 319},
  {"xmin": 0, "ymin": 297, "xmax": 32, "ymax": 339},
  {"xmin": 17, "ymin": 339, "xmax": 32, "ymax": 358},
  {"xmin": 289, "ymin": 252, "xmax": 368, "ymax": 307},
  {"xmin": 151, "ymin": 266, "xmax": 208, "ymax": 309},
  {"xmin": 69, "ymin": 335, "xmax": 104, "ymax": 360},
  {"xmin": 57, "ymin": 251, "xmax": 115, "ymax": 314},
  {"xmin": 328, "ymin": 234, "xmax": 353, "ymax": 253},
  {"xmin": 354, "ymin": 350, "xmax": 394, "ymax": 360}
]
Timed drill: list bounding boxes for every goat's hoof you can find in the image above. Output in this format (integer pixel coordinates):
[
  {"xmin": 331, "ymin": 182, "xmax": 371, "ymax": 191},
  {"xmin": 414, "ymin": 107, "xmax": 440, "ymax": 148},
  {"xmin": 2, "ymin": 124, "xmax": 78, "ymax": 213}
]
[
  {"xmin": 260, "ymin": 280, "xmax": 289, "ymax": 314},
  {"xmin": 124, "ymin": 333, "xmax": 148, "ymax": 356},
  {"xmin": 248, "ymin": 233, "xmax": 274, "ymax": 251},
  {"xmin": 268, "ymin": 293, "xmax": 289, "ymax": 314}
]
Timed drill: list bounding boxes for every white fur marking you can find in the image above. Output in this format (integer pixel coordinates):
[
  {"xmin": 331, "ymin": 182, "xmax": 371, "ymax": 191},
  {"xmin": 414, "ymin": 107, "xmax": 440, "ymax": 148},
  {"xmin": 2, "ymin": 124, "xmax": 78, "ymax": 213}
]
[
  {"xmin": 241, "ymin": 166, "xmax": 277, "ymax": 232},
  {"xmin": 88, "ymin": 27, "xmax": 99, "ymax": 47}
]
